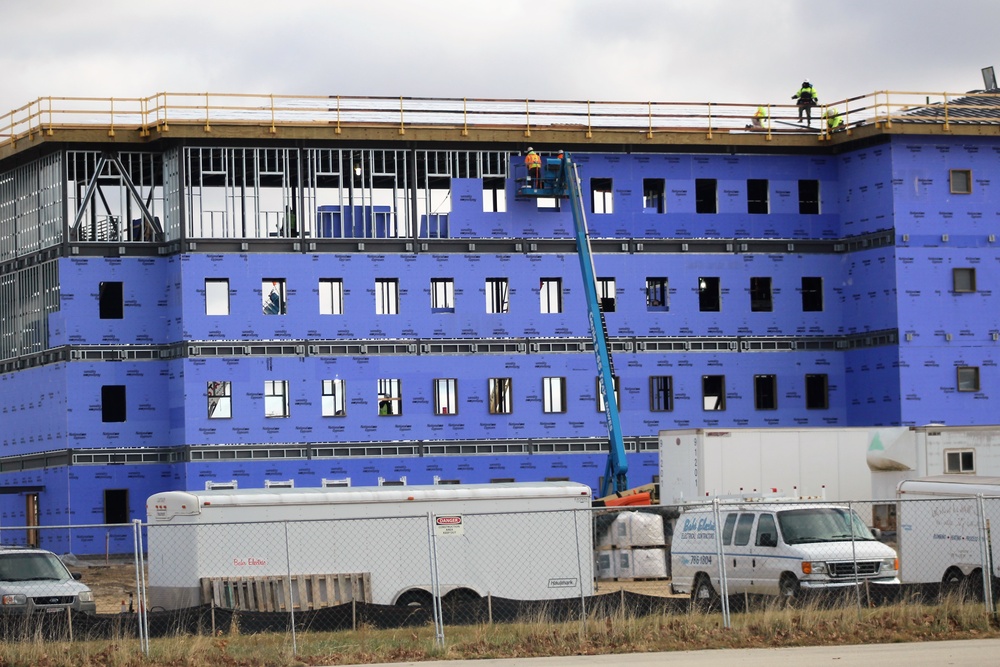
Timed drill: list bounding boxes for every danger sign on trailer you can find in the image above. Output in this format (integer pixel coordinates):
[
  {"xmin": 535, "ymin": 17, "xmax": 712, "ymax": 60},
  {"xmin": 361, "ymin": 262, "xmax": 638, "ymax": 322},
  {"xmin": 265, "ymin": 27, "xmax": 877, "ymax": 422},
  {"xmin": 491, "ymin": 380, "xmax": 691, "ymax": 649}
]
[{"xmin": 434, "ymin": 515, "xmax": 464, "ymax": 536}]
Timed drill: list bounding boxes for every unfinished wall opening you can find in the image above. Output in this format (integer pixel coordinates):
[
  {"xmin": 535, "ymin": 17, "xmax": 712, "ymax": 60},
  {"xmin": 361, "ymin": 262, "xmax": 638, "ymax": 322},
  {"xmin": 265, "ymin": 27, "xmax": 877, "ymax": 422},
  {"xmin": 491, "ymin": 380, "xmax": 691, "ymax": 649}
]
[
  {"xmin": 378, "ymin": 378, "xmax": 402, "ymax": 415},
  {"xmin": 431, "ymin": 278, "xmax": 455, "ymax": 313},
  {"xmin": 702, "ymin": 375, "xmax": 725, "ymax": 411},
  {"xmin": 596, "ymin": 376, "xmax": 621, "ymax": 412},
  {"xmin": 483, "ymin": 176, "xmax": 507, "ymax": 213},
  {"xmin": 319, "ymin": 279, "xmax": 344, "ymax": 315},
  {"xmin": 801, "ymin": 276, "xmax": 823, "ymax": 311},
  {"xmin": 950, "ymin": 169, "xmax": 972, "ymax": 195},
  {"xmin": 543, "ymin": 376, "xmax": 567, "ymax": 413},
  {"xmin": 597, "ymin": 277, "xmax": 616, "ymax": 312},
  {"xmin": 262, "ymin": 279, "xmax": 286, "ymax": 315},
  {"xmin": 489, "ymin": 377, "xmax": 513, "ymax": 414},
  {"xmin": 650, "ymin": 375, "xmax": 674, "ymax": 412},
  {"xmin": 104, "ymin": 489, "xmax": 129, "ymax": 525},
  {"xmin": 375, "ymin": 278, "xmax": 399, "ymax": 315},
  {"xmin": 434, "ymin": 378, "xmax": 458, "ymax": 415},
  {"xmin": 798, "ymin": 179, "xmax": 820, "ymax": 214},
  {"xmin": 695, "ymin": 179, "xmax": 717, "ymax": 214},
  {"xmin": 591, "ymin": 178, "xmax": 613, "ymax": 214},
  {"xmin": 205, "ymin": 279, "xmax": 230, "ymax": 316},
  {"xmin": 750, "ymin": 276, "xmax": 773, "ymax": 312},
  {"xmin": 805, "ymin": 373, "xmax": 829, "ymax": 409},
  {"xmin": 322, "ymin": 379, "xmax": 346, "ymax": 416},
  {"xmin": 643, "ymin": 178, "xmax": 665, "ymax": 213},
  {"xmin": 102, "ymin": 385, "xmax": 127, "ymax": 422},
  {"xmin": 540, "ymin": 278, "xmax": 562, "ymax": 313},
  {"xmin": 953, "ymin": 268, "xmax": 976, "ymax": 293},
  {"xmin": 754, "ymin": 374, "xmax": 778, "ymax": 410},
  {"xmin": 99, "ymin": 281, "xmax": 123, "ymax": 319},
  {"xmin": 486, "ymin": 278, "xmax": 509, "ymax": 314},
  {"xmin": 747, "ymin": 179, "xmax": 769, "ymax": 214},
  {"xmin": 698, "ymin": 276, "xmax": 721, "ymax": 312}
]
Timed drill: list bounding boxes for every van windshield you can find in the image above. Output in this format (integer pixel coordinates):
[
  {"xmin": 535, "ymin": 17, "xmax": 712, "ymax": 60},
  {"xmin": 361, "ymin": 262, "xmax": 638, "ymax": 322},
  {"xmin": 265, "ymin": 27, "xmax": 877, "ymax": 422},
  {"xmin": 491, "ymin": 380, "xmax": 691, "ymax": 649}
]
[{"xmin": 776, "ymin": 507, "xmax": 875, "ymax": 544}]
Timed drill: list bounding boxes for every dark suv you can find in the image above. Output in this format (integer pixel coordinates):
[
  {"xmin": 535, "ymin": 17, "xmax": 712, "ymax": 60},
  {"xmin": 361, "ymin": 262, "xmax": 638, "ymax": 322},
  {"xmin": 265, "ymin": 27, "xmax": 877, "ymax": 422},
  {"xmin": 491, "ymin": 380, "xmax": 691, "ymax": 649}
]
[{"xmin": 0, "ymin": 547, "xmax": 96, "ymax": 615}]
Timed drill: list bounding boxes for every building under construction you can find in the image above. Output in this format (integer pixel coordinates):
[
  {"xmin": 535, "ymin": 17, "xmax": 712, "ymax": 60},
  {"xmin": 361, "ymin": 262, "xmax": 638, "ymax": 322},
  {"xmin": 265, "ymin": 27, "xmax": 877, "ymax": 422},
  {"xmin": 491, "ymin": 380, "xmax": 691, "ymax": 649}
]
[{"xmin": 0, "ymin": 88, "xmax": 997, "ymax": 553}]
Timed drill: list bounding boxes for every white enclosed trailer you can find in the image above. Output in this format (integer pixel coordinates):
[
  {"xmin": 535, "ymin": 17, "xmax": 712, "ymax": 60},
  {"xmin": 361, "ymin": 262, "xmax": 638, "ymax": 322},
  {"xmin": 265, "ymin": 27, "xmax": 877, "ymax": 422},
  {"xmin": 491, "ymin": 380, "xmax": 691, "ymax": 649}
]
[
  {"xmin": 895, "ymin": 475, "xmax": 1000, "ymax": 587},
  {"xmin": 868, "ymin": 425, "xmax": 1000, "ymax": 498},
  {"xmin": 658, "ymin": 427, "xmax": 908, "ymax": 503},
  {"xmin": 146, "ymin": 482, "xmax": 594, "ymax": 610}
]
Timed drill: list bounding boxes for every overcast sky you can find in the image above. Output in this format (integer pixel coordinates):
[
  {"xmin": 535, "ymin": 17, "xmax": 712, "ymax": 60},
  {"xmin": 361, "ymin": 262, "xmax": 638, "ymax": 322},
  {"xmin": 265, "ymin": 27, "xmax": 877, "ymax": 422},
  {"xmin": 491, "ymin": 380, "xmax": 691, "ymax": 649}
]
[{"xmin": 2, "ymin": 0, "xmax": 997, "ymax": 115}]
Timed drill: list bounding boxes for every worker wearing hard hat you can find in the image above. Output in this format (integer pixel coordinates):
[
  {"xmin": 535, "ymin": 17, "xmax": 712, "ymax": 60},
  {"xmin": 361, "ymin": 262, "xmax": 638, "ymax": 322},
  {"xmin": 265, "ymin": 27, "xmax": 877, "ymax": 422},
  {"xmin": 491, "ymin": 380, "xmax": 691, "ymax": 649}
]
[
  {"xmin": 792, "ymin": 80, "xmax": 818, "ymax": 127},
  {"xmin": 524, "ymin": 147, "xmax": 541, "ymax": 188},
  {"xmin": 824, "ymin": 107, "xmax": 844, "ymax": 132}
]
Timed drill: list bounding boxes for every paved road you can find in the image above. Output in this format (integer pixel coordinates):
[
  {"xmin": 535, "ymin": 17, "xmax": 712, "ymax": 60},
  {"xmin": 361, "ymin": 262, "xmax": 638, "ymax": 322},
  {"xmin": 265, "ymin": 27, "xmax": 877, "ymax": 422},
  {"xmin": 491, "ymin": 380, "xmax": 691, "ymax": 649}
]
[{"xmin": 339, "ymin": 638, "xmax": 1000, "ymax": 667}]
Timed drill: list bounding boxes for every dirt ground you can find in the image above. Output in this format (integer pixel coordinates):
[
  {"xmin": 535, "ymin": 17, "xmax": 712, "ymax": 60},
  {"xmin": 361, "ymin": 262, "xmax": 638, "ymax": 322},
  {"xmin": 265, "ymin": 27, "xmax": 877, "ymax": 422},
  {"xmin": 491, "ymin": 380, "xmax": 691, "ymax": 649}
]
[
  {"xmin": 68, "ymin": 559, "xmax": 144, "ymax": 615},
  {"xmin": 66, "ymin": 559, "xmax": 682, "ymax": 615}
]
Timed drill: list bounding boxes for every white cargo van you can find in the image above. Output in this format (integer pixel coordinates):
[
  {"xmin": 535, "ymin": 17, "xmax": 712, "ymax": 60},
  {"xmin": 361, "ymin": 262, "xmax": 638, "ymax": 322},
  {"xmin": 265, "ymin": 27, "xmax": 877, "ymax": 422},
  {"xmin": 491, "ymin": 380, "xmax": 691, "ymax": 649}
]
[{"xmin": 670, "ymin": 503, "xmax": 899, "ymax": 603}]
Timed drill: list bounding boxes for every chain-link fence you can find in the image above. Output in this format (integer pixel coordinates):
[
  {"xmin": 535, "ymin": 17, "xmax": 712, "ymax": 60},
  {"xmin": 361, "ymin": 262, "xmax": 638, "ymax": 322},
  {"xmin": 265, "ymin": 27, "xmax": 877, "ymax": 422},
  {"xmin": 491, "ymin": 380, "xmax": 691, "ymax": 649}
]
[{"xmin": 2, "ymin": 494, "xmax": 1000, "ymax": 653}]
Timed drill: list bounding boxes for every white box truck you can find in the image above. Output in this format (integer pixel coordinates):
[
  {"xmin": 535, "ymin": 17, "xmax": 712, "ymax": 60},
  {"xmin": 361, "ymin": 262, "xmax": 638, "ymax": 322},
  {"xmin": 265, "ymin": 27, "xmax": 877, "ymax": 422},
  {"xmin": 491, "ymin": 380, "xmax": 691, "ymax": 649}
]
[
  {"xmin": 659, "ymin": 427, "xmax": 910, "ymax": 503},
  {"xmin": 895, "ymin": 475, "xmax": 1000, "ymax": 591},
  {"xmin": 146, "ymin": 482, "xmax": 594, "ymax": 611}
]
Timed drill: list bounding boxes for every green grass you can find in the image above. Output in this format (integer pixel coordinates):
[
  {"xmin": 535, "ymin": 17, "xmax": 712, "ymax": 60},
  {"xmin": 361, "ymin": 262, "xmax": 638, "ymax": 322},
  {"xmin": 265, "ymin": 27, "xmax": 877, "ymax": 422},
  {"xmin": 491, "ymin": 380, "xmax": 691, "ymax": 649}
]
[{"xmin": 3, "ymin": 599, "xmax": 999, "ymax": 666}]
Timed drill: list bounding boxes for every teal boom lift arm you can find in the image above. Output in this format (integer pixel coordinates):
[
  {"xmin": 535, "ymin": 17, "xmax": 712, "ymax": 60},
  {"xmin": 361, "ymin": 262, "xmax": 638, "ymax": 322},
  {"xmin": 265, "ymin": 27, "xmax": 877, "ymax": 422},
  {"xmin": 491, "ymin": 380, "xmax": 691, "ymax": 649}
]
[{"xmin": 519, "ymin": 153, "xmax": 628, "ymax": 497}]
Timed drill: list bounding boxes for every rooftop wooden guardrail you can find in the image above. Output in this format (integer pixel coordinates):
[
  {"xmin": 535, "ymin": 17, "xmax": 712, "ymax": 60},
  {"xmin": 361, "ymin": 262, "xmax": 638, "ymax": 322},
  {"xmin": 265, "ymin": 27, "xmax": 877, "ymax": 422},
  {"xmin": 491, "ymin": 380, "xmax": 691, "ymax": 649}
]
[{"xmin": 2, "ymin": 90, "xmax": 999, "ymax": 149}]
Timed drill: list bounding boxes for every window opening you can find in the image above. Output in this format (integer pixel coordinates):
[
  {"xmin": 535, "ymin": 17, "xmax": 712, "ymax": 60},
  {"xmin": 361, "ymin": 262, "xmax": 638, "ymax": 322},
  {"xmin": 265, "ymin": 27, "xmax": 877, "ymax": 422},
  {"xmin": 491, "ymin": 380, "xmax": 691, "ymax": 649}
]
[
  {"xmin": 434, "ymin": 378, "xmax": 458, "ymax": 415},
  {"xmin": 543, "ymin": 377, "xmax": 567, "ymax": 413},
  {"xmin": 734, "ymin": 513, "xmax": 754, "ymax": 546},
  {"xmin": 801, "ymin": 276, "xmax": 823, "ymax": 311},
  {"xmin": 805, "ymin": 373, "xmax": 829, "ymax": 409},
  {"xmin": 489, "ymin": 377, "xmax": 513, "ymax": 414},
  {"xmin": 950, "ymin": 169, "xmax": 972, "ymax": 194},
  {"xmin": 698, "ymin": 276, "xmax": 721, "ymax": 312},
  {"xmin": 378, "ymin": 378, "xmax": 402, "ymax": 415},
  {"xmin": 695, "ymin": 179, "xmax": 717, "ymax": 214},
  {"xmin": 798, "ymin": 179, "xmax": 820, "ymax": 214},
  {"xmin": 262, "ymin": 279, "xmax": 286, "ymax": 315},
  {"xmin": 953, "ymin": 268, "xmax": 976, "ymax": 293},
  {"xmin": 99, "ymin": 281, "xmax": 123, "ymax": 319},
  {"xmin": 597, "ymin": 376, "xmax": 621, "ymax": 412},
  {"xmin": 265, "ymin": 380, "xmax": 290, "ymax": 417},
  {"xmin": 750, "ymin": 276, "xmax": 773, "ymax": 312},
  {"xmin": 754, "ymin": 374, "xmax": 778, "ymax": 410},
  {"xmin": 957, "ymin": 366, "xmax": 980, "ymax": 392},
  {"xmin": 483, "ymin": 176, "xmax": 507, "ymax": 213},
  {"xmin": 486, "ymin": 278, "xmax": 509, "ymax": 314},
  {"xmin": 591, "ymin": 178, "xmax": 613, "ymax": 214},
  {"xmin": 208, "ymin": 381, "xmax": 232, "ymax": 419},
  {"xmin": 319, "ymin": 279, "xmax": 344, "ymax": 315},
  {"xmin": 650, "ymin": 376, "xmax": 674, "ymax": 412},
  {"xmin": 322, "ymin": 379, "xmax": 346, "ymax": 416},
  {"xmin": 375, "ymin": 278, "xmax": 399, "ymax": 315},
  {"xmin": 643, "ymin": 178, "xmax": 665, "ymax": 213},
  {"xmin": 747, "ymin": 179, "xmax": 769, "ymax": 214},
  {"xmin": 102, "ymin": 385, "xmax": 127, "ymax": 422},
  {"xmin": 431, "ymin": 278, "xmax": 455, "ymax": 313},
  {"xmin": 646, "ymin": 277, "xmax": 668, "ymax": 311},
  {"xmin": 205, "ymin": 279, "xmax": 230, "ymax": 316},
  {"xmin": 702, "ymin": 375, "xmax": 725, "ymax": 411},
  {"xmin": 540, "ymin": 278, "xmax": 562, "ymax": 313},
  {"xmin": 597, "ymin": 277, "xmax": 616, "ymax": 312}
]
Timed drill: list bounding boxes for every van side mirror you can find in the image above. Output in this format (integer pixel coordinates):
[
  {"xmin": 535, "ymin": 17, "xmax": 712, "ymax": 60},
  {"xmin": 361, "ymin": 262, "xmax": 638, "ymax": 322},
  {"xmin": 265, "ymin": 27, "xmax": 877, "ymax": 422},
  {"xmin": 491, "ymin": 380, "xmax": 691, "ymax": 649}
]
[
  {"xmin": 870, "ymin": 527, "xmax": 882, "ymax": 539},
  {"xmin": 758, "ymin": 533, "xmax": 777, "ymax": 547}
]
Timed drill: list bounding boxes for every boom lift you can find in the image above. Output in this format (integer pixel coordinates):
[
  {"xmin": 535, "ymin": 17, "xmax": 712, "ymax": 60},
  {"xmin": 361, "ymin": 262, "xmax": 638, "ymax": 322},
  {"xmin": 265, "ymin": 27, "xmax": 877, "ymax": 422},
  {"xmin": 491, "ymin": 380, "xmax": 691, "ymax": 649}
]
[{"xmin": 519, "ymin": 152, "xmax": 628, "ymax": 497}]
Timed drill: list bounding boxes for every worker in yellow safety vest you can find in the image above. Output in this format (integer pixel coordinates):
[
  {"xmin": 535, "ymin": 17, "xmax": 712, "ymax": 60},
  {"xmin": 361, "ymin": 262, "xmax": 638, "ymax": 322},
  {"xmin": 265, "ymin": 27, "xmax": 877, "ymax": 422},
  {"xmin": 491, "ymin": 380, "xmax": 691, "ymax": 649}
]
[
  {"xmin": 524, "ymin": 147, "xmax": 541, "ymax": 187},
  {"xmin": 792, "ymin": 81, "xmax": 818, "ymax": 126},
  {"xmin": 747, "ymin": 105, "xmax": 768, "ymax": 129},
  {"xmin": 824, "ymin": 107, "xmax": 844, "ymax": 131}
]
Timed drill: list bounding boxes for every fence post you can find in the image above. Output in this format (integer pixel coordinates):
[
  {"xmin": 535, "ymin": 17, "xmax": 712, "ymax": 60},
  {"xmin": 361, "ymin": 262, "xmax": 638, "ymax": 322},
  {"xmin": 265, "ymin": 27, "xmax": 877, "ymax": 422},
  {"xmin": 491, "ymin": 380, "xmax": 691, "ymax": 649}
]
[
  {"xmin": 283, "ymin": 522, "xmax": 298, "ymax": 657},
  {"xmin": 712, "ymin": 498, "xmax": 731, "ymax": 628},
  {"xmin": 427, "ymin": 512, "xmax": 444, "ymax": 646},
  {"xmin": 977, "ymin": 495, "xmax": 995, "ymax": 613}
]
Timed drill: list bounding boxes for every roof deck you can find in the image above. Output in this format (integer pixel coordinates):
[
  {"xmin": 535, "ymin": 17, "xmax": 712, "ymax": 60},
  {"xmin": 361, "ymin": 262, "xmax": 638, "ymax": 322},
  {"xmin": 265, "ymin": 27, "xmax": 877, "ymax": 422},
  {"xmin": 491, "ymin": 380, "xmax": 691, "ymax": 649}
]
[{"xmin": 2, "ymin": 90, "xmax": 1000, "ymax": 162}]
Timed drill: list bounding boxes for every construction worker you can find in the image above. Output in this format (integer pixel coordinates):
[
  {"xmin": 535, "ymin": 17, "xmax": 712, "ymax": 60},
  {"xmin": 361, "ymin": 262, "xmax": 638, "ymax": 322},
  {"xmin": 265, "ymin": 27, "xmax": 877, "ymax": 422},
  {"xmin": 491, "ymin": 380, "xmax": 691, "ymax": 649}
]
[
  {"xmin": 747, "ymin": 105, "xmax": 768, "ymax": 130},
  {"xmin": 792, "ymin": 81, "xmax": 818, "ymax": 126},
  {"xmin": 524, "ymin": 147, "xmax": 541, "ymax": 188},
  {"xmin": 824, "ymin": 107, "xmax": 844, "ymax": 132}
]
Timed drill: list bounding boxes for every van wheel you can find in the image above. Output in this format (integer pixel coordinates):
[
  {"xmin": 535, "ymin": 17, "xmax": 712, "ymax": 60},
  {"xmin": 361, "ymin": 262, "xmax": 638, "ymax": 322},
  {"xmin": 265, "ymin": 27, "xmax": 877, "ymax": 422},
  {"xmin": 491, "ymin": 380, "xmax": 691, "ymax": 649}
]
[
  {"xmin": 779, "ymin": 574, "xmax": 800, "ymax": 603},
  {"xmin": 966, "ymin": 569, "xmax": 985, "ymax": 601},
  {"xmin": 691, "ymin": 575, "xmax": 719, "ymax": 612}
]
